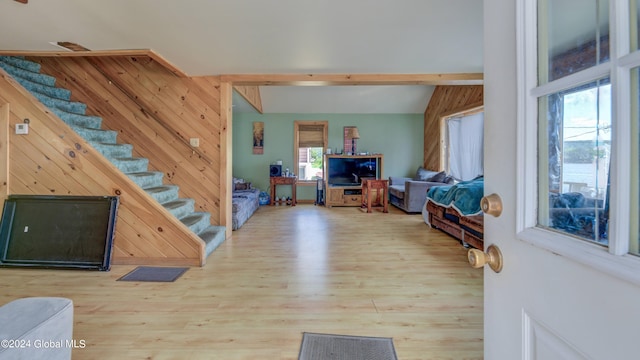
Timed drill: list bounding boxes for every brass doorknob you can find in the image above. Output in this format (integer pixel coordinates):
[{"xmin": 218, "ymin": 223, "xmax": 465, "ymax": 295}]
[
  {"xmin": 480, "ymin": 193, "xmax": 503, "ymax": 217},
  {"xmin": 468, "ymin": 244, "xmax": 503, "ymax": 273}
]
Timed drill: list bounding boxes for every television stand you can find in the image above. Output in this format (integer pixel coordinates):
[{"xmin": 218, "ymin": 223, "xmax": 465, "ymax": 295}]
[
  {"xmin": 323, "ymin": 154, "xmax": 384, "ymax": 208},
  {"xmin": 325, "ymin": 185, "xmax": 363, "ymax": 207}
]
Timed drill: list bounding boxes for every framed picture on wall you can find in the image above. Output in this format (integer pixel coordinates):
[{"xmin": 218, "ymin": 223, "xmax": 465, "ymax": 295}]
[{"xmin": 253, "ymin": 121, "xmax": 264, "ymax": 154}]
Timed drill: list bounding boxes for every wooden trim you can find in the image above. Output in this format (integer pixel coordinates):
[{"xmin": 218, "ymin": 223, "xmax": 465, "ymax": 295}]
[
  {"xmin": 222, "ymin": 73, "xmax": 484, "ymax": 86},
  {"xmin": 234, "ymin": 85, "xmax": 263, "ymax": 113},
  {"xmin": 0, "ymin": 103, "xmax": 8, "ymax": 200},
  {"xmin": 220, "ymin": 82, "xmax": 233, "ymax": 239},
  {"xmin": 56, "ymin": 42, "xmax": 90, "ymax": 52},
  {"xmin": 0, "ymin": 49, "xmax": 187, "ymax": 77},
  {"xmin": 296, "ymin": 199, "xmax": 316, "ymax": 204},
  {"xmin": 441, "ymin": 102, "xmax": 484, "ymax": 119}
]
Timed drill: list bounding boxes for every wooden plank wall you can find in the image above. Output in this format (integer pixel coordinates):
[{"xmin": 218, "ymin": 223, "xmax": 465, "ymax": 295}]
[
  {"xmin": 234, "ymin": 85, "xmax": 263, "ymax": 113},
  {"xmin": 29, "ymin": 56, "xmax": 224, "ymax": 229},
  {"xmin": 0, "ymin": 69, "xmax": 206, "ymax": 266},
  {"xmin": 423, "ymin": 85, "xmax": 484, "ymax": 171}
]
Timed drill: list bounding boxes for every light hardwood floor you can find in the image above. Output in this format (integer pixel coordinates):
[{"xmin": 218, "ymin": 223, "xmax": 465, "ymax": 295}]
[{"xmin": 0, "ymin": 204, "xmax": 483, "ymax": 359}]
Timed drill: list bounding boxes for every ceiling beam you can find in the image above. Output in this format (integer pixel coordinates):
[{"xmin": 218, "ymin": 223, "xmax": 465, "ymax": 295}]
[
  {"xmin": 221, "ymin": 73, "xmax": 483, "ymax": 86},
  {"xmin": 0, "ymin": 50, "xmax": 483, "ymax": 86}
]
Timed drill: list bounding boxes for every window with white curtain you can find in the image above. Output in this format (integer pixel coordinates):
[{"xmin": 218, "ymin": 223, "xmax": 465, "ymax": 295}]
[{"xmin": 445, "ymin": 112, "xmax": 484, "ymax": 181}]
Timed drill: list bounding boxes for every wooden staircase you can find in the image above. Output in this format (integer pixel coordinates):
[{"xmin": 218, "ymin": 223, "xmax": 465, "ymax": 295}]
[{"xmin": 0, "ymin": 55, "xmax": 226, "ymax": 266}]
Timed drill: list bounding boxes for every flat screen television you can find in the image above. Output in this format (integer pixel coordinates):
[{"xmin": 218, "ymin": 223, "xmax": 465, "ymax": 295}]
[
  {"xmin": 327, "ymin": 157, "xmax": 380, "ymax": 186},
  {"xmin": 0, "ymin": 195, "xmax": 119, "ymax": 271}
]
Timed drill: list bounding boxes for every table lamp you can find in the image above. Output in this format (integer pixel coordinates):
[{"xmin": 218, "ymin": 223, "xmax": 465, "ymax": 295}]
[{"xmin": 349, "ymin": 127, "xmax": 360, "ymax": 154}]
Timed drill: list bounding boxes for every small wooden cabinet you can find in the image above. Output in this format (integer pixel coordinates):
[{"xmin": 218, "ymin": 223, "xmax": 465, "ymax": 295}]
[{"xmin": 326, "ymin": 186, "xmax": 362, "ymax": 207}]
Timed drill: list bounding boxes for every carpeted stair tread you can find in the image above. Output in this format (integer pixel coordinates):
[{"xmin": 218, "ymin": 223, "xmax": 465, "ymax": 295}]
[
  {"xmin": 126, "ymin": 171, "xmax": 164, "ymax": 189},
  {"xmin": 199, "ymin": 225, "xmax": 226, "ymax": 257},
  {"xmin": 51, "ymin": 108, "xmax": 102, "ymax": 129},
  {"xmin": 9, "ymin": 76, "xmax": 71, "ymax": 101},
  {"xmin": 110, "ymin": 157, "xmax": 149, "ymax": 174},
  {"xmin": 0, "ymin": 55, "xmax": 41, "ymax": 73},
  {"xmin": 71, "ymin": 126, "xmax": 118, "ymax": 144},
  {"xmin": 180, "ymin": 212, "xmax": 211, "ymax": 235},
  {"xmin": 90, "ymin": 142, "xmax": 133, "ymax": 159},
  {"xmin": 0, "ymin": 60, "xmax": 56, "ymax": 86},
  {"xmin": 163, "ymin": 198, "xmax": 196, "ymax": 220},
  {"xmin": 32, "ymin": 92, "xmax": 87, "ymax": 115},
  {"xmin": 145, "ymin": 185, "xmax": 180, "ymax": 204}
]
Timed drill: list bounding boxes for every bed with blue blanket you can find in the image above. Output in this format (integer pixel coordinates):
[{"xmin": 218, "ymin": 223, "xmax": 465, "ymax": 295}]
[
  {"xmin": 232, "ymin": 188, "xmax": 261, "ymax": 230},
  {"xmin": 424, "ymin": 177, "xmax": 484, "ymax": 249}
]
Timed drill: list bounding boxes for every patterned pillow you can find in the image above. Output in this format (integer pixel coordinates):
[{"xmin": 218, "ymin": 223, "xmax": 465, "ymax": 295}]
[{"xmin": 234, "ymin": 182, "xmax": 252, "ymax": 191}]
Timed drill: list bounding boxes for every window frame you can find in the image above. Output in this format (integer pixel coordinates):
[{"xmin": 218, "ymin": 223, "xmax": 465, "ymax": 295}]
[
  {"xmin": 293, "ymin": 120, "xmax": 328, "ymax": 184},
  {"xmin": 516, "ymin": 0, "xmax": 640, "ymax": 285}
]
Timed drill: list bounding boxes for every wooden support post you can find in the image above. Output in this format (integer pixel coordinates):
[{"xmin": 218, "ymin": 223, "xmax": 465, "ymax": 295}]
[{"xmin": 220, "ymin": 82, "xmax": 233, "ymax": 238}]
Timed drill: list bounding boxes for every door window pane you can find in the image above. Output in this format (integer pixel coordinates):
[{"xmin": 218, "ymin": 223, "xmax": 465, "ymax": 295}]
[
  {"xmin": 538, "ymin": 79, "xmax": 611, "ymax": 245},
  {"xmin": 538, "ymin": 0, "xmax": 610, "ymax": 84}
]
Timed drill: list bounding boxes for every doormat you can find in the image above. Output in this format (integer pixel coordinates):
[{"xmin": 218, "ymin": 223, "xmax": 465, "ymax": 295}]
[
  {"xmin": 298, "ymin": 332, "xmax": 398, "ymax": 360},
  {"xmin": 117, "ymin": 266, "xmax": 189, "ymax": 282}
]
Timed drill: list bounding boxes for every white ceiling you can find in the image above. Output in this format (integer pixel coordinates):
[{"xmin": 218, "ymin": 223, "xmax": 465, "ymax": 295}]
[{"xmin": 0, "ymin": 0, "xmax": 484, "ymax": 114}]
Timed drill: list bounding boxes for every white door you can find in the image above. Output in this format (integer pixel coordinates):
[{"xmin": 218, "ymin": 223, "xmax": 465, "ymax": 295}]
[{"xmin": 484, "ymin": 1, "xmax": 640, "ymax": 359}]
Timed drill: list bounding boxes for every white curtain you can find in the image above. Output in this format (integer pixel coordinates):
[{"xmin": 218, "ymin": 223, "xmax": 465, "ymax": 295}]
[{"xmin": 447, "ymin": 112, "xmax": 484, "ymax": 181}]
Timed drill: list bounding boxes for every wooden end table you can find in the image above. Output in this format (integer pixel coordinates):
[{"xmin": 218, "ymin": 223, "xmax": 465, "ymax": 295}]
[
  {"xmin": 361, "ymin": 179, "xmax": 388, "ymax": 213},
  {"xmin": 270, "ymin": 176, "xmax": 297, "ymax": 206}
]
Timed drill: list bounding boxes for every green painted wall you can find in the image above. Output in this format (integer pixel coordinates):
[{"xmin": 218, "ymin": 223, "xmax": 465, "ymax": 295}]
[{"xmin": 232, "ymin": 113, "xmax": 424, "ymax": 201}]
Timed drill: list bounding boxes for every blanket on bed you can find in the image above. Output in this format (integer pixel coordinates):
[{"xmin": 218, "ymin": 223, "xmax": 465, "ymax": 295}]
[{"xmin": 427, "ymin": 177, "xmax": 484, "ymax": 216}]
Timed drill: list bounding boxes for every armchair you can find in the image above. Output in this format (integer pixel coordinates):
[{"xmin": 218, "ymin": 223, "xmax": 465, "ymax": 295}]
[{"xmin": 388, "ymin": 168, "xmax": 454, "ymax": 213}]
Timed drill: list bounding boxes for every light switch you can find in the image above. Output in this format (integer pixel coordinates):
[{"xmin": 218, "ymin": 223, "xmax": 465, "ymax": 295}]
[
  {"xmin": 15, "ymin": 123, "xmax": 28, "ymax": 135},
  {"xmin": 190, "ymin": 138, "xmax": 200, "ymax": 147}
]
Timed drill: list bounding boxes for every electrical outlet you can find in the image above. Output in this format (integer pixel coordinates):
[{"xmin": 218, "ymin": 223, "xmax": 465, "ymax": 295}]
[
  {"xmin": 190, "ymin": 138, "xmax": 200, "ymax": 147},
  {"xmin": 15, "ymin": 123, "xmax": 28, "ymax": 135}
]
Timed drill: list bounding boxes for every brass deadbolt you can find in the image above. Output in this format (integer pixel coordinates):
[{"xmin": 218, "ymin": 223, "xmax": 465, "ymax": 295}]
[
  {"xmin": 468, "ymin": 244, "xmax": 503, "ymax": 273},
  {"xmin": 480, "ymin": 193, "xmax": 503, "ymax": 217}
]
